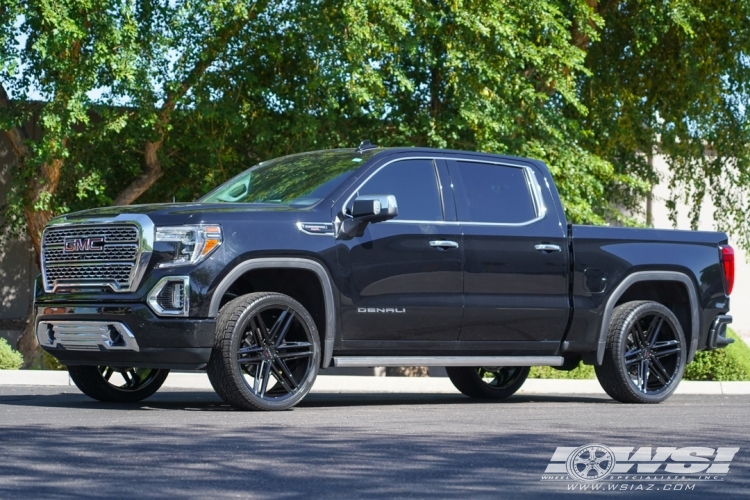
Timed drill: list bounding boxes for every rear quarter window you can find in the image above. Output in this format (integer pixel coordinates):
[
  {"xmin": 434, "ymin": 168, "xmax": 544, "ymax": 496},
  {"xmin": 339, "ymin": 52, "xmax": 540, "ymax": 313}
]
[{"xmin": 449, "ymin": 161, "xmax": 537, "ymax": 224}]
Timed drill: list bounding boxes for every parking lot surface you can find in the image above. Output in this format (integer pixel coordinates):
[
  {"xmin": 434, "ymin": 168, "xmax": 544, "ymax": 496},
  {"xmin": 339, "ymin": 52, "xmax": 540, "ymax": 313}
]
[{"xmin": 0, "ymin": 386, "xmax": 748, "ymax": 499}]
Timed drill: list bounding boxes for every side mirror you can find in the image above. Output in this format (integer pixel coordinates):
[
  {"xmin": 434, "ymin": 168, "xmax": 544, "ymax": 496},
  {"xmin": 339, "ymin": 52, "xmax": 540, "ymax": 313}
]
[
  {"xmin": 340, "ymin": 195, "xmax": 398, "ymax": 238},
  {"xmin": 351, "ymin": 195, "xmax": 398, "ymax": 223}
]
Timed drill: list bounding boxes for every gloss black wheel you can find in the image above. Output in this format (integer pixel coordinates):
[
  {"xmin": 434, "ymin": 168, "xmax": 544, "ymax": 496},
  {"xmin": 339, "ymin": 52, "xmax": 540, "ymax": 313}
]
[
  {"xmin": 68, "ymin": 365, "xmax": 169, "ymax": 403},
  {"xmin": 207, "ymin": 292, "xmax": 320, "ymax": 411},
  {"xmin": 596, "ymin": 300, "xmax": 686, "ymax": 404},
  {"xmin": 446, "ymin": 366, "xmax": 530, "ymax": 399}
]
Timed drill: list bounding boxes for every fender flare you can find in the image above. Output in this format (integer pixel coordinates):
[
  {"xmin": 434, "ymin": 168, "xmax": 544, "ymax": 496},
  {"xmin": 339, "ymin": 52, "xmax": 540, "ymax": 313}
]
[
  {"xmin": 208, "ymin": 257, "xmax": 337, "ymax": 368},
  {"xmin": 595, "ymin": 271, "xmax": 700, "ymax": 365}
]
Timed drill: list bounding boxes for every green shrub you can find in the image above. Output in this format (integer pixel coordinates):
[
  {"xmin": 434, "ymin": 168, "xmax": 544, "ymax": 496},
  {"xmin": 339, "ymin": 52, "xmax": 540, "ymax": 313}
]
[
  {"xmin": 684, "ymin": 330, "xmax": 750, "ymax": 381},
  {"xmin": 529, "ymin": 362, "xmax": 595, "ymax": 379},
  {"xmin": 0, "ymin": 338, "xmax": 24, "ymax": 370}
]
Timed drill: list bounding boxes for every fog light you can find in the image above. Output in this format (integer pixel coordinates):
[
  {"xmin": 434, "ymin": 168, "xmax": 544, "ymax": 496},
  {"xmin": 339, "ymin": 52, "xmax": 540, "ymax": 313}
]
[{"xmin": 147, "ymin": 276, "xmax": 190, "ymax": 316}]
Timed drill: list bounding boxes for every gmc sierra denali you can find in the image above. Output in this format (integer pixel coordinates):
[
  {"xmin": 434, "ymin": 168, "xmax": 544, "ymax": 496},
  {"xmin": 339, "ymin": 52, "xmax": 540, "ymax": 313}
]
[{"xmin": 35, "ymin": 142, "xmax": 735, "ymax": 410}]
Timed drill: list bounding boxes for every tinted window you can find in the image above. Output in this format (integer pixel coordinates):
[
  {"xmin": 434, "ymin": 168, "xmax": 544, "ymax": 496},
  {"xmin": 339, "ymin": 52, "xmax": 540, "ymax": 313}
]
[
  {"xmin": 451, "ymin": 161, "xmax": 537, "ymax": 223},
  {"xmin": 353, "ymin": 159, "xmax": 443, "ymax": 221}
]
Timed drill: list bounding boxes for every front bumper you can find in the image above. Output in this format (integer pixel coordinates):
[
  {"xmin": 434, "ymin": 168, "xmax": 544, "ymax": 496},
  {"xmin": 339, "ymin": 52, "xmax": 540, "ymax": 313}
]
[{"xmin": 36, "ymin": 304, "xmax": 216, "ymax": 369}]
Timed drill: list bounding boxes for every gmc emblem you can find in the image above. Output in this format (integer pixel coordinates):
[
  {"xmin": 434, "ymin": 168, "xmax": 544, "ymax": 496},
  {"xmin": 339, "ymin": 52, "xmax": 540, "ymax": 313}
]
[{"xmin": 63, "ymin": 237, "xmax": 105, "ymax": 252}]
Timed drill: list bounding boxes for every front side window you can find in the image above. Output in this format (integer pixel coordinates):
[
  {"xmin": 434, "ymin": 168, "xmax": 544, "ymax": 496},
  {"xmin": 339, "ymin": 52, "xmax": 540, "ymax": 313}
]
[
  {"xmin": 351, "ymin": 159, "xmax": 443, "ymax": 221},
  {"xmin": 449, "ymin": 161, "xmax": 537, "ymax": 223},
  {"xmin": 200, "ymin": 149, "xmax": 378, "ymax": 207}
]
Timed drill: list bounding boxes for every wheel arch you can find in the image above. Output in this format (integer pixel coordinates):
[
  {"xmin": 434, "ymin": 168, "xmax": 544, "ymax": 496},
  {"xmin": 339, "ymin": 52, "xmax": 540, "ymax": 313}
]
[
  {"xmin": 595, "ymin": 271, "xmax": 699, "ymax": 365},
  {"xmin": 208, "ymin": 258, "xmax": 337, "ymax": 368}
]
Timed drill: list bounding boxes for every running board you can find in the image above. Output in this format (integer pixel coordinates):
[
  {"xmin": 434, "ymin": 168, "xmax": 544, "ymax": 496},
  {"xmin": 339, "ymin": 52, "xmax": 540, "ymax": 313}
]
[{"xmin": 332, "ymin": 356, "xmax": 564, "ymax": 368}]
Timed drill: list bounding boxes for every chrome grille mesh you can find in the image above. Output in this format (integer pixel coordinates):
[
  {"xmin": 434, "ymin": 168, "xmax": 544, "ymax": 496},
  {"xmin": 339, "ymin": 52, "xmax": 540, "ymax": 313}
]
[{"xmin": 42, "ymin": 224, "xmax": 141, "ymax": 292}]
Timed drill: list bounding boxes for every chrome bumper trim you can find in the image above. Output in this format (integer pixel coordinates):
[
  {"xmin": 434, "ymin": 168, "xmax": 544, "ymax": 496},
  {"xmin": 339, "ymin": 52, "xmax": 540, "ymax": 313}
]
[{"xmin": 37, "ymin": 321, "xmax": 140, "ymax": 352}]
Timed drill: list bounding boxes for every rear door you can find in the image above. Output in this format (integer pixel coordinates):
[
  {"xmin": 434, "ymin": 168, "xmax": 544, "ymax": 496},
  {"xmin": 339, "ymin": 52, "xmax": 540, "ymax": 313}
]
[
  {"xmin": 445, "ymin": 156, "xmax": 570, "ymax": 347},
  {"xmin": 336, "ymin": 156, "xmax": 464, "ymax": 342}
]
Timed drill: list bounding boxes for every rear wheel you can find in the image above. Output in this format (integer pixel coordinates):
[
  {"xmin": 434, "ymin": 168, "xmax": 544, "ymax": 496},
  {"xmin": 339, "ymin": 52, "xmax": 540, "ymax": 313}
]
[
  {"xmin": 446, "ymin": 366, "xmax": 530, "ymax": 399},
  {"xmin": 68, "ymin": 366, "xmax": 169, "ymax": 403},
  {"xmin": 207, "ymin": 292, "xmax": 320, "ymax": 411},
  {"xmin": 595, "ymin": 300, "xmax": 686, "ymax": 404}
]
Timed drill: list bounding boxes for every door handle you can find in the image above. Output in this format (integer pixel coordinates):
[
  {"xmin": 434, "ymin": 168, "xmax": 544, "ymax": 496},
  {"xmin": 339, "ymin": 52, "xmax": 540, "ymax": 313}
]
[
  {"xmin": 430, "ymin": 240, "xmax": 459, "ymax": 250},
  {"xmin": 535, "ymin": 244, "xmax": 561, "ymax": 252}
]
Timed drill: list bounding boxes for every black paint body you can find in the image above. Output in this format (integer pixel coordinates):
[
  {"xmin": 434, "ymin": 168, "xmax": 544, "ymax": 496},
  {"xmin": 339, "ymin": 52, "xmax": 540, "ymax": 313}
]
[{"xmin": 35, "ymin": 148, "xmax": 731, "ymax": 368}]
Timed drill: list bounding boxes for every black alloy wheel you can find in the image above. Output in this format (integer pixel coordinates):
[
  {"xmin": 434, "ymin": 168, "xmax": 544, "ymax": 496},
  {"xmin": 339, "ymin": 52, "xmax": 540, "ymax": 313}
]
[
  {"xmin": 207, "ymin": 292, "xmax": 320, "ymax": 411},
  {"xmin": 68, "ymin": 365, "xmax": 169, "ymax": 403},
  {"xmin": 446, "ymin": 366, "xmax": 530, "ymax": 399},
  {"xmin": 596, "ymin": 300, "xmax": 686, "ymax": 404}
]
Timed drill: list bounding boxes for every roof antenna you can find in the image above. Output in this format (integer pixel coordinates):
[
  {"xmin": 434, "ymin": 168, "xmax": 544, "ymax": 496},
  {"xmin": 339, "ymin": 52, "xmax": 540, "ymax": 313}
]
[{"xmin": 356, "ymin": 139, "xmax": 377, "ymax": 152}]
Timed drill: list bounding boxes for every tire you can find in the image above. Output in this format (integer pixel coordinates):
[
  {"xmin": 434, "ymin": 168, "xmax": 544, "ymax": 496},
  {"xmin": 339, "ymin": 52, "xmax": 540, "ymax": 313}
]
[
  {"xmin": 68, "ymin": 366, "xmax": 169, "ymax": 403},
  {"xmin": 595, "ymin": 300, "xmax": 686, "ymax": 404},
  {"xmin": 207, "ymin": 292, "xmax": 321, "ymax": 411},
  {"xmin": 446, "ymin": 366, "xmax": 530, "ymax": 399}
]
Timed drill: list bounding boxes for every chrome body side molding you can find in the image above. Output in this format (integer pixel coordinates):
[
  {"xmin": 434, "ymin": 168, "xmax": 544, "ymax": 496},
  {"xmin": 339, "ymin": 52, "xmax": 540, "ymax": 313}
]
[
  {"xmin": 332, "ymin": 356, "xmax": 564, "ymax": 367},
  {"xmin": 208, "ymin": 257, "xmax": 337, "ymax": 368}
]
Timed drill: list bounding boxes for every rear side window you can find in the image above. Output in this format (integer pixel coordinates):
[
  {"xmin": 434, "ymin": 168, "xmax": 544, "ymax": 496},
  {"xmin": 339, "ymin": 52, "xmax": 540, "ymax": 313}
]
[
  {"xmin": 352, "ymin": 159, "xmax": 443, "ymax": 221},
  {"xmin": 449, "ymin": 161, "xmax": 537, "ymax": 223}
]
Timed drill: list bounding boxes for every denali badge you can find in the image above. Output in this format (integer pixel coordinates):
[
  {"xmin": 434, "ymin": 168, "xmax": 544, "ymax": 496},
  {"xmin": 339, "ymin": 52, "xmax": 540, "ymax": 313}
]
[
  {"xmin": 63, "ymin": 237, "xmax": 105, "ymax": 252},
  {"xmin": 357, "ymin": 308, "xmax": 406, "ymax": 313}
]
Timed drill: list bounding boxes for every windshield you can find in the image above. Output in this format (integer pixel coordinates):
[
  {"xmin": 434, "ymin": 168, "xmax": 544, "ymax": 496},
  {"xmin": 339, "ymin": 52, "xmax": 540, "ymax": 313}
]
[{"xmin": 199, "ymin": 149, "xmax": 378, "ymax": 206}]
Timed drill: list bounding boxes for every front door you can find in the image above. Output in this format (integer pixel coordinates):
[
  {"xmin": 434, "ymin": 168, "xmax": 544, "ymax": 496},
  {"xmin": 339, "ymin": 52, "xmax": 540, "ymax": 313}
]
[
  {"xmin": 445, "ymin": 157, "xmax": 570, "ymax": 347},
  {"xmin": 336, "ymin": 157, "xmax": 463, "ymax": 341}
]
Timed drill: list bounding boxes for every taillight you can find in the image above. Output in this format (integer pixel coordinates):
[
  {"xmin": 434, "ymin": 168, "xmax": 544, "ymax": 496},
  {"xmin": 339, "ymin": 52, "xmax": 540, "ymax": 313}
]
[{"xmin": 720, "ymin": 245, "xmax": 735, "ymax": 295}]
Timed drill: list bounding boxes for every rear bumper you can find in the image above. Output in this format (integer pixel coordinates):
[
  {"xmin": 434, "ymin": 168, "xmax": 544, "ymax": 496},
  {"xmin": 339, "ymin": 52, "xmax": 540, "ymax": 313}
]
[
  {"xmin": 36, "ymin": 303, "xmax": 215, "ymax": 369},
  {"xmin": 707, "ymin": 314, "xmax": 733, "ymax": 350}
]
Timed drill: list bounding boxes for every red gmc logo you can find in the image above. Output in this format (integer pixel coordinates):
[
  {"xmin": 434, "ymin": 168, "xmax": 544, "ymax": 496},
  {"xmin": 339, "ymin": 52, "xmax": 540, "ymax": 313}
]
[{"xmin": 63, "ymin": 237, "xmax": 105, "ymax": 252}]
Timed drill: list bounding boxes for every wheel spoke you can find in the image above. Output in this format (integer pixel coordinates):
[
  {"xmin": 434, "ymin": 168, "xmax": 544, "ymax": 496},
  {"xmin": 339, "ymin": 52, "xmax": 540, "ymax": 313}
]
[
  {"xmin": 277, "ymin": 342, "xmax": 311, "ymax": 349},
  {"xmin": 647, "ymin": 316, "xmax": 664, "ymax": 347},
  {"xmin": 653, "ymin": 340, "xmax": 681, "ymax": 358},
  {"xmin": 238, "ymin": 354, "xmax": 264, "ymax": 365},
  {"xmin": 103, "ymin": 367, "xmax": 113, "ymax": 381},
  {"xmin": 253, "ymin": 360, "xmax": 266, "ymax": 393},
  {"xmin": 274, "ymin": 311, "xmax": 296, "ymax": 347},
  {"xmin": 272, "ymin": 358, "xmax": 298, "ymax": 393},
  {"xmin": 237, "ymin": 346, "xmax": 263, "ymax": 356},
  {"xmin": 641, "ymin": 360, "xmax": 650, "ymax": 391},
  {"xmin": 256, "ymin": 314, "xmax": 272, "ymax": 344},
  {"xmin": 650, "ymin": 356, "xmax": 671, "ymax": 386},
  {"xmin": 259, "ymin": 362, "xmax": 272, "ymax": 397},
  {"xmin": 633, "ymin": 321, "xmax": 648, "ymax": 348},
  {"xmin": 277, "ymin": 351, "xmax": 312, "ymax": 361},
  {"xmin": 624, "ymin": 347, "xmax": 642, "ymax": 365}
]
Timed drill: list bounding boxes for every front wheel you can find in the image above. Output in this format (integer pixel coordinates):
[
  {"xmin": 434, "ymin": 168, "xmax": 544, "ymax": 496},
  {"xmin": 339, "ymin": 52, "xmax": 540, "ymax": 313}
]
[
  {"xmin": 446, "ymin": 366, "xmax": 530, "ymax": 399},
  {"xmin": 595, "ymin": 300, "xmax": 686, "ymax": 404},
  {"xmin": 207, "ymin": 292, "xmax": 321, "ymax": 411},
  {"xmin": 68, "ymin": 366, "xmax": 169, "ymax": 403}
]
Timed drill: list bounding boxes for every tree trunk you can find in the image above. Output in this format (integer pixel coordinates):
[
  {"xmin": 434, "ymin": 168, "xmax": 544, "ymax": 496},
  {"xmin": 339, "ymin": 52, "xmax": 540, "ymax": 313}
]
[{"xmin": 112, "ymin": 140, "xmax": 163, "ymax": 206}]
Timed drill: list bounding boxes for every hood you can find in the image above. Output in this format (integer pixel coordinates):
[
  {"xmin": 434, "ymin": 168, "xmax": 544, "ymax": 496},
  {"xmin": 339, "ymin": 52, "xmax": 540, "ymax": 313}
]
[{"xmin": 57, "ymin": 202, "xmax": 313, "ymax": 227}]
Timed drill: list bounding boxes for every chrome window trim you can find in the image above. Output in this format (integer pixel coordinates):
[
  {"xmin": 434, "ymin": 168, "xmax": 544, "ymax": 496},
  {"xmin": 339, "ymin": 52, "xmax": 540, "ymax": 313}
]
[
  {"xmin": 41, "ymin": 214, "xmax": 154, "ymax": 293},
  {"xmin": 342, "ymin": 156, "xmax": 444, "ymax": 220},
  {"xmin": 341, "ymin": 156, "xmax": 548, "ymax": 227},
  {"xmin": 147, "ymin": 276, "xmax": 190, "ymax": 317},
  {"xmin": 448, "ymin": 158, "xmax": 547, "ymax": 226}
]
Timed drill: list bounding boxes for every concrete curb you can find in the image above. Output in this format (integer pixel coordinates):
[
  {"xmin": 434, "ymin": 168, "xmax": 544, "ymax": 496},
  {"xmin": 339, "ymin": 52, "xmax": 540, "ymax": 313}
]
[{"xmin": 1, "ymin": 370, "xmax": 750, "ymax": 395}]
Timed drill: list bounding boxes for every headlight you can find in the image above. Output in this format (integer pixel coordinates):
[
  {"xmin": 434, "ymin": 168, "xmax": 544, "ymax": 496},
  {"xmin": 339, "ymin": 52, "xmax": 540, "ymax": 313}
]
[{"xmin": 155, "ymin": 225, "xmax": 222, "ymax": 268}]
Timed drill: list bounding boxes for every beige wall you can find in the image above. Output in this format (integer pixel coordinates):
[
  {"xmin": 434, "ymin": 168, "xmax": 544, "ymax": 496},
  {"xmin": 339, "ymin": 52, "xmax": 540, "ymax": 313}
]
[
  {"xmin": 649, "ymin": 156, "xmax": 749, "ymax": 342},
  {"xmin": 0, "ymin": 133, "xmax": 39, "ymax": 346}
]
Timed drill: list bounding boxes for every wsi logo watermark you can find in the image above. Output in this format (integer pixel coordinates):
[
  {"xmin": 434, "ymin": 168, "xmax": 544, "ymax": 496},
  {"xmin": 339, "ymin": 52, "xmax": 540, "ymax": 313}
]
[{"xmin": 541, "ymin": 444, "xmax": 739, "ymax": 491}]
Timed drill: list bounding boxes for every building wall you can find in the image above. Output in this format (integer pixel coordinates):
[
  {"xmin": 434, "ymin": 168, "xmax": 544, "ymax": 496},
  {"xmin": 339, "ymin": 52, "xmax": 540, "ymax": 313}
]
[
  {"xmin": 0, "ymin": 133, "xmax": 39, "ymax": 347},
  {"xmin": 649, "ymin": 156, "xmax": 750, "ymax": 343}
]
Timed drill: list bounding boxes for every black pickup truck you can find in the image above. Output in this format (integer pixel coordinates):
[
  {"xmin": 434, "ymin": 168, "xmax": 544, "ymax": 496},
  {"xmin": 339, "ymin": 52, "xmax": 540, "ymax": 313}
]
[{"xmin": 35, "ymin": 143, "xmax": 735, "ymax": 410}]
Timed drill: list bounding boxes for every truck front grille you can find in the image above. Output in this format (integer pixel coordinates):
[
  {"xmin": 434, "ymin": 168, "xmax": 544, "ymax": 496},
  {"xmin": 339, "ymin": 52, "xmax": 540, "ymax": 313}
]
[{"xmin": 41, "ymin": 223, "xmax": 143, "ymax": 292}]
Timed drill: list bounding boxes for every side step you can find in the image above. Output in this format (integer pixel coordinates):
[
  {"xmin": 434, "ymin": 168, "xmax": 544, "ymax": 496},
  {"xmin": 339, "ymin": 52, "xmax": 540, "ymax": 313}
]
[{"xmin": 332, "ymin": 356, "xmax": 564, "ymax": 368}]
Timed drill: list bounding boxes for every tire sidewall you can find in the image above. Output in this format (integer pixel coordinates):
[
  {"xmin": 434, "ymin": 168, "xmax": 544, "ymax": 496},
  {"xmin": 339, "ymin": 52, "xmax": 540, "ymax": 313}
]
[
  {"xmin": 614, "ymin": 302, "xmax": 686, "ymax": 403},
  {"xmin": 225, "ymin": 293, "xmax": 320, "ymax": 411}
]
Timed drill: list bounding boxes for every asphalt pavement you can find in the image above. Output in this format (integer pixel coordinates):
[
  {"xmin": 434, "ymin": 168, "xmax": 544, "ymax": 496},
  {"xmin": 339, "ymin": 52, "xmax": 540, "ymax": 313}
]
[{"xmin": 0, "ymin": 385, "xmax": 748, "ymax": 499}]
